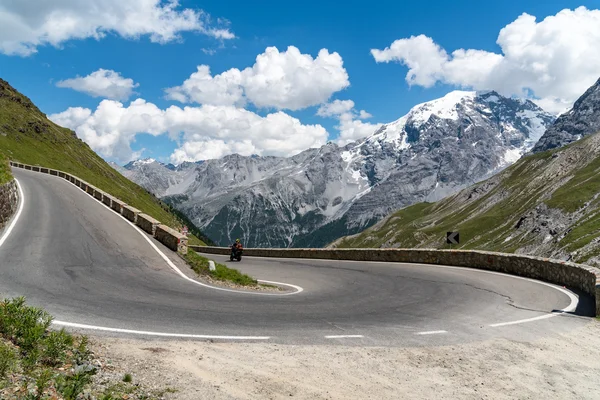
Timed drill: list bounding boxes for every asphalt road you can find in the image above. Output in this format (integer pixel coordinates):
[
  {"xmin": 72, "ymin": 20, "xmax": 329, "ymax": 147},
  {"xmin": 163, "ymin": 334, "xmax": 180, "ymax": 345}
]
[{"xmin": 0, "ymin": 168, "xmax": 592, "ymax": 346}]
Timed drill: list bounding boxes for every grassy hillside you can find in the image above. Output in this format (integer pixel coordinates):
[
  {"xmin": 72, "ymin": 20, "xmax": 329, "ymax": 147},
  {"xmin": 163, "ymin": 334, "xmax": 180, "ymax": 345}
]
[
  {"xmin": 0, "ymin": 78, "xmax": 208, "ymax": 245},
  {"xmin": 0, "ymin": 153, "xmax": 11, "ymax": 185},
  {"xmin": 334, "ymin": 132, "xmax": 600, "ymax": 266}
]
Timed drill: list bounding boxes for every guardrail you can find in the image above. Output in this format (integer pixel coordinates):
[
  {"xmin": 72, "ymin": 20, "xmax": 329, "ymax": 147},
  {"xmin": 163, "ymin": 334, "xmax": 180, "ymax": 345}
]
[
  {"xmin": 9, "ymin": 161, "xmax": 188, "ymax": 254},
  {"xmin": 191, "ymin": 245, "xmax": 600, "ymax": 315}
]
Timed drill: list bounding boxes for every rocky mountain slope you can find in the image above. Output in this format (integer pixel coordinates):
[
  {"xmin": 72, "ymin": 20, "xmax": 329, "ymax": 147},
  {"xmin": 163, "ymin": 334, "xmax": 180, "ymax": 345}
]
[
  {"xmin": 333, "ymin": 79, "xmax": 600, "ymax": 265},
  {"xmin": 123, "ymin": 91, "xmax": 555, "ymax": 247},
  {"xmin": 0, "ymin": 78, "xmax": 209, "ymax": 245},
  {"xmin": 533, "ymin": 78, "xmax": 600, "ymax": 152},
  {"xmin": 333, "ymin": 131, "xmax": 600, "ymax": 266}
]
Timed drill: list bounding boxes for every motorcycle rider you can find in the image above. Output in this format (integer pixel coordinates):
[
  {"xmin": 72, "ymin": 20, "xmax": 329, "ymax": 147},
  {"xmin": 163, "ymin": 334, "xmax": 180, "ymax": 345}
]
[
  {"xmin": 232, "ymin": 238, "xmax": 243, "ymax": 250},
  {"xmin": 231, "ymin": 238, "xmax": 243, "ymax": 260}
]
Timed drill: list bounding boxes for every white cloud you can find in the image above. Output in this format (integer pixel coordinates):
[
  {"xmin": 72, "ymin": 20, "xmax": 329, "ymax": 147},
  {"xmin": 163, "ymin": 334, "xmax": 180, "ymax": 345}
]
[
  {"xmin": 316, "ymin": 99, "xmax": 355, "ymax": 117},
  {"xmin": 164, "ymin": 65, "xmax": 245, "ymax": 106},
  {"xmin": 336, "ymin": 115, "xmax": 382, "ymax": 146},
  {"xmin": 56, "ymin": 69, "xmax": 139, "ymax": 100},
  {"xmin": 371, "ymin": 7, "xmax": 600, "ymax": 114},
  {"xmin": 359, "ymin": 110, "xmax": 372, "ymax": 119},
  {"xmin": 165, "ymin": 46, "xmax": 350, "ymax": 110},
  {"xmin": 0, "ymin": 0, "xmax": 234, "ymax": 56},
  {"xmin": 49, "ymin": 99, "xmax": 328, "ymax": 164},
  {"xmin": 317, "ymin": 100, "xmax": 381, "ymax": 145}
]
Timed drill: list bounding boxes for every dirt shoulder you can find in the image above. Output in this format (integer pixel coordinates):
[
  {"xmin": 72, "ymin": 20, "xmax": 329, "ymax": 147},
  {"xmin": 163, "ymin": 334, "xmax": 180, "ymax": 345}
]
[{"xmin": 90, "ymin": 320, "xmax": 600, "ymax": 400}]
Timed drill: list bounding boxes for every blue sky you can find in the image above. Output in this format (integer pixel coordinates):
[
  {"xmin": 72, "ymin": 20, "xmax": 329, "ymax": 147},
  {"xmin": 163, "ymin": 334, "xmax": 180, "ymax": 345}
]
[{"xmin": 0, "ymin": 0, "xmax": 599, "ymax": 164}]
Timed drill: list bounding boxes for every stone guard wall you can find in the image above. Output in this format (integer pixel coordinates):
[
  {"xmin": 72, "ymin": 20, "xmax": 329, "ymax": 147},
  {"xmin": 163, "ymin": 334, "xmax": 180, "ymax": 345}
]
[
  {"xmin": 191, "ymin": 245, "xmax": 600, "ymax": 315},
  {"xmin": 9, "ymin": 161, "xmax": 188, "ymax": 255}
]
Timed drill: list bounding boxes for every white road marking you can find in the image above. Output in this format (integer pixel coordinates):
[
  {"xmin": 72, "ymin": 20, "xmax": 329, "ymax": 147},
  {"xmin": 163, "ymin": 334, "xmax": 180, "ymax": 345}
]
[
  {"xmin": 5, "ymin": 169, "xmax": 586, "ymax": 341},
  {"xmin": 489, "ymin": 314, "xmax": 558, "ymax": 327},
  {"xmin": 57, "ymin": 172, "xmax": 304, "ymax": 297},
  {"xmin": 53, "ymin": 321, "xmax": 270, "ymax": 340},
  {"xmin": 325, "ymin": 335, "xmax": 364, "ymax": 339},
  {"xmin": 489, "ymin": 282, "xmax": 578, "ymax": 327},
  {"xmin": 415, "ymin": 330, "xmax": 447, "ymax": 335},
  {"xmin": 489, "ymin": 278, "xmax": 579, "ymax": 328},
  {"xmin": 238, "ymin": 256, "xmax": 581, "ymax": 326},
  {"xmin": 0, "ymin": 178, "xmax": 24, "ymax": 249}
]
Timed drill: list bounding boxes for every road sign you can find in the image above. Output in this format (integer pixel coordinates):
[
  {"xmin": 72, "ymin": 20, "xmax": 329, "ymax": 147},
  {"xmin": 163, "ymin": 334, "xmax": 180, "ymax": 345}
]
[{"xmin": 446, "ymin": 231, "xmax": 459, "ymax": 245}]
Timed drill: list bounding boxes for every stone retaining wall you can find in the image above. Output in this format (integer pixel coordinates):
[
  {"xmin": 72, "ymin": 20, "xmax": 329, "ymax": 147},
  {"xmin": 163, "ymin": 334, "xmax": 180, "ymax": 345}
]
[
  {"xmin": 156, "ymin": 224, "xmax": 188, "ymax": 253},
  {"xmin": 93, "ymin": 189, "xmax": 104, "ymax": 201},
  {"xmin": 0, "ymin": 179, "xmax": 18, "ymax": 232},
  {"xmin": 136, "ymin": 213, "xmax": 160, "ymax": 236},
  {"xmin": 9, "ymin": 161, "xmax": 188, "ymax": 255},
  {"xmin": 111, "ymin": 198, "xmax": 125, "ymax": 214},
  {"xmin": 102, "ymin": 194, "xmax": 114, "ymax": 208},
  {"xmin": 192, "ymin": 246, "xmax": 600, "ymax": 315},
  {"xmin": 122, "ymin": 205, "xmax": 141, "ymax": 223}
]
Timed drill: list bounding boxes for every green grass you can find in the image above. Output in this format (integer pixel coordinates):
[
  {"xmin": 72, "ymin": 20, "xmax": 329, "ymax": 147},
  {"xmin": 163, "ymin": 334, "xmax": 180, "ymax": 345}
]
[
  {"xmin": 545, "ymin": 152, "xmax": 600, "ymax": 212},
  {"xmin": 0, "ymin": 297, "xmax": 173, "ymax": 399},
  {"xmin": 335, "ymin": 132, "xmax": 600, "ymax": 265},
  {"xmin": 0, "ymin": 78, "xmax": 209, "ymax": 246},
  {"xmin": 0, "ymin": 297, "xmax": 94, "ymax": 399},
  {"xmin": 0, "ymin": 154, "xmax": 11, "ymax": 185},
  {"xmin": 183, "ymin": 250, "xmax": 258, "ymax": 286}
]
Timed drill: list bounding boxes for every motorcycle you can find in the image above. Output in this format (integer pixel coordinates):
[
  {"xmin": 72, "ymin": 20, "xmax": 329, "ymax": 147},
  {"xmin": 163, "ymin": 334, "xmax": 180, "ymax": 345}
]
[{"xmin": 230, "ymin": 246, "xmax": 243, "ymax": 261}]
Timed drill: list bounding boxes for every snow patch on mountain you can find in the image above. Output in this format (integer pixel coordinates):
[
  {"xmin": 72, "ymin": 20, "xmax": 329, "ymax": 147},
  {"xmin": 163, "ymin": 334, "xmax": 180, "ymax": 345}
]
[
  {"xmin": 122, "ymin": 90, "xmax": 556, "ymax": 248},
  {"xmin": 409, "ymin": 91, "xmax": 476, "ymax": 127}
]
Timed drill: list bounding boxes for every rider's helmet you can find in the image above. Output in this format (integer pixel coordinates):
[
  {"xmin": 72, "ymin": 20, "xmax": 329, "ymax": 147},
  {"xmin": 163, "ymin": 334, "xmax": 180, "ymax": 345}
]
[{"xmin": 236, "ymin": 238, "xmax": 240, "ymax": 243}]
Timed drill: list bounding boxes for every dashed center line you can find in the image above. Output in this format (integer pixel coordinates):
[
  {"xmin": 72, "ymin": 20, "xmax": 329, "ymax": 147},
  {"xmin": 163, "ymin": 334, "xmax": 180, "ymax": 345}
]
[
  {"xmin": 325, "ymin": 335, "xmax": 365, "ymax": 339},
  {"xmin": 415, "ymin": 330, "xmax": 448, "ymax": 335}
]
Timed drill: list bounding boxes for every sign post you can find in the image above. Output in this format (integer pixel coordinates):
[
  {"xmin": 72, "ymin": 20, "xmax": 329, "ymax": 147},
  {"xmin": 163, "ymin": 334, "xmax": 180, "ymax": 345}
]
[{"xmin": 181, "ymin": 225, "xmax": 188, "ymax": 237}]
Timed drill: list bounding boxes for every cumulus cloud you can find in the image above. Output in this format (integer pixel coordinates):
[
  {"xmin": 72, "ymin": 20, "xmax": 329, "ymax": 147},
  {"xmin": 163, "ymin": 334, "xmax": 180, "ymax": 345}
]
[
  {"xmin": 49, "ymin": 99, "xmax": 328, "ymax": 164},
  {"xmin": 164, "ymin": 65, "xmax": 245, "ymax": 106},
  {"xmin": 371, "ymin": 7, "xmax": 600, "ymax": 114},
  {"xmin": 165, "ymin": 46, "xmax": 350, "ymax": 110},
  {"xmin": 316, "ymin": 99, "xmax": 355, "ymax": 117},
  {"xmin": 317, "ymin": 100, "xmax": 381, "ymax": 145},
  {"xmin": 56, "ymin": 69, "xmax": 139, "ymax": 100},
  {"xmin": 0, "ymin": 0, "xmax": 234, "ymax": 56}
]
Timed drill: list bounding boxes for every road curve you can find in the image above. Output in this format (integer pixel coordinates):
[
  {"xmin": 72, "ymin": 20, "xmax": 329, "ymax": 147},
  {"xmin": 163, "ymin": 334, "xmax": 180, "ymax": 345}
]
[{"xmin": 0, "ymin": 168, "xmax": 592, "ymax": 346}]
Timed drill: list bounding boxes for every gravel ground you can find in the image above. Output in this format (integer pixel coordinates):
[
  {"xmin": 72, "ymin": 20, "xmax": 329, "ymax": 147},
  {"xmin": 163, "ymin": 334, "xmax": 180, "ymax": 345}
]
[{"xmin": 89, "ymin": 319, "xmax": 600, "ymax": 400}]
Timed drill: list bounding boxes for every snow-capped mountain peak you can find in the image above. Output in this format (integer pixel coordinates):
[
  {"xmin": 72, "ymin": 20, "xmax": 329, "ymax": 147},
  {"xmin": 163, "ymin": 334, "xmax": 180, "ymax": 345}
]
[
  {"xmin": 124, "ymin": 158, "xmax": 159, "ymax": 170},
  {"xmin": 122, "ymin": 90, "xmax": 556, "ymax": 248},
  {"xmin": 407, "ymin": 90, "xmax": 476, "ymax": 128}
]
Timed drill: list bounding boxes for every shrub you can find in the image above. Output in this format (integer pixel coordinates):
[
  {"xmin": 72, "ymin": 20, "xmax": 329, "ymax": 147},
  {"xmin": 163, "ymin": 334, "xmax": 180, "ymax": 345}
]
[
  {"xmin": 0, "ymin": 341, "xmax": 17, "ymax": 379},
  {"xmin": 0, "ymin": 297, "xmax": 52, "ymax": 353},
  {"xmin": 34, "ymin": 368, "xmax": 54, "ymax": 399},
  {"xmin": 72, "ymin": 335, "xmax": 91, "ymax": 365},
  {"xmin": 41, "ymin": 329, "xmax": 74, "ymax": 366},
  {"xmin": 56, "ymin": 370, "xmax": 94, "ymax": 400}
]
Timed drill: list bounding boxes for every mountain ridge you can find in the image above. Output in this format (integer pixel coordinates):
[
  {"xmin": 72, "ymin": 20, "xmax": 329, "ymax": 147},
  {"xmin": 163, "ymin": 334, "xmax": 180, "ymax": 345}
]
[
  {"xmin": 333, "ymin": 78, "xmax": 600, "ymax": 265},
  {"xmin": 533, "ymin": 78, "xmax": 600, "ymax": 152},
  {"xmin": 122, "ymin": 90, "xmax": 556, "ymax": 247}
]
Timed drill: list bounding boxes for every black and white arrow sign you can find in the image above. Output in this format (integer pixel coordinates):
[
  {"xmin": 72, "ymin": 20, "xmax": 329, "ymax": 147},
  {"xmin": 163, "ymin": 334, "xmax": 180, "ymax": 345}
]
[{"xmin": 446, "ymin": 231, "xmax": 459, "ymax": 245}]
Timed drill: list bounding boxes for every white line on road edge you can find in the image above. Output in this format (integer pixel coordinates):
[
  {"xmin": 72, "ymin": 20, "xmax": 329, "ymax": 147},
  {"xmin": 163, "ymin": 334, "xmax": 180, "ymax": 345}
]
[
  {"xmin": 0, "ymin": 178, "xmax": 25, "ymax": 250},
  {"xmin": 325, "ymin": 335, "xmax": 364, "ymax": 339},
  {"xmin": 489, "ymin": 283, "xmax": 578, "ymax": 328},
  {"xmin": 56, "ymin": 174, "xmax": 304, "ymax": 297},
  {"xmin": 53, "ymin": 321, "xmax": 270, "ymax": 340},
  {"xmin": 244, "ymin": 256, "xmax": 580, "ymax": 326},
  {"xmin": 415, "ymin": 330, "xmax": 448, "ymax": 335}
]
